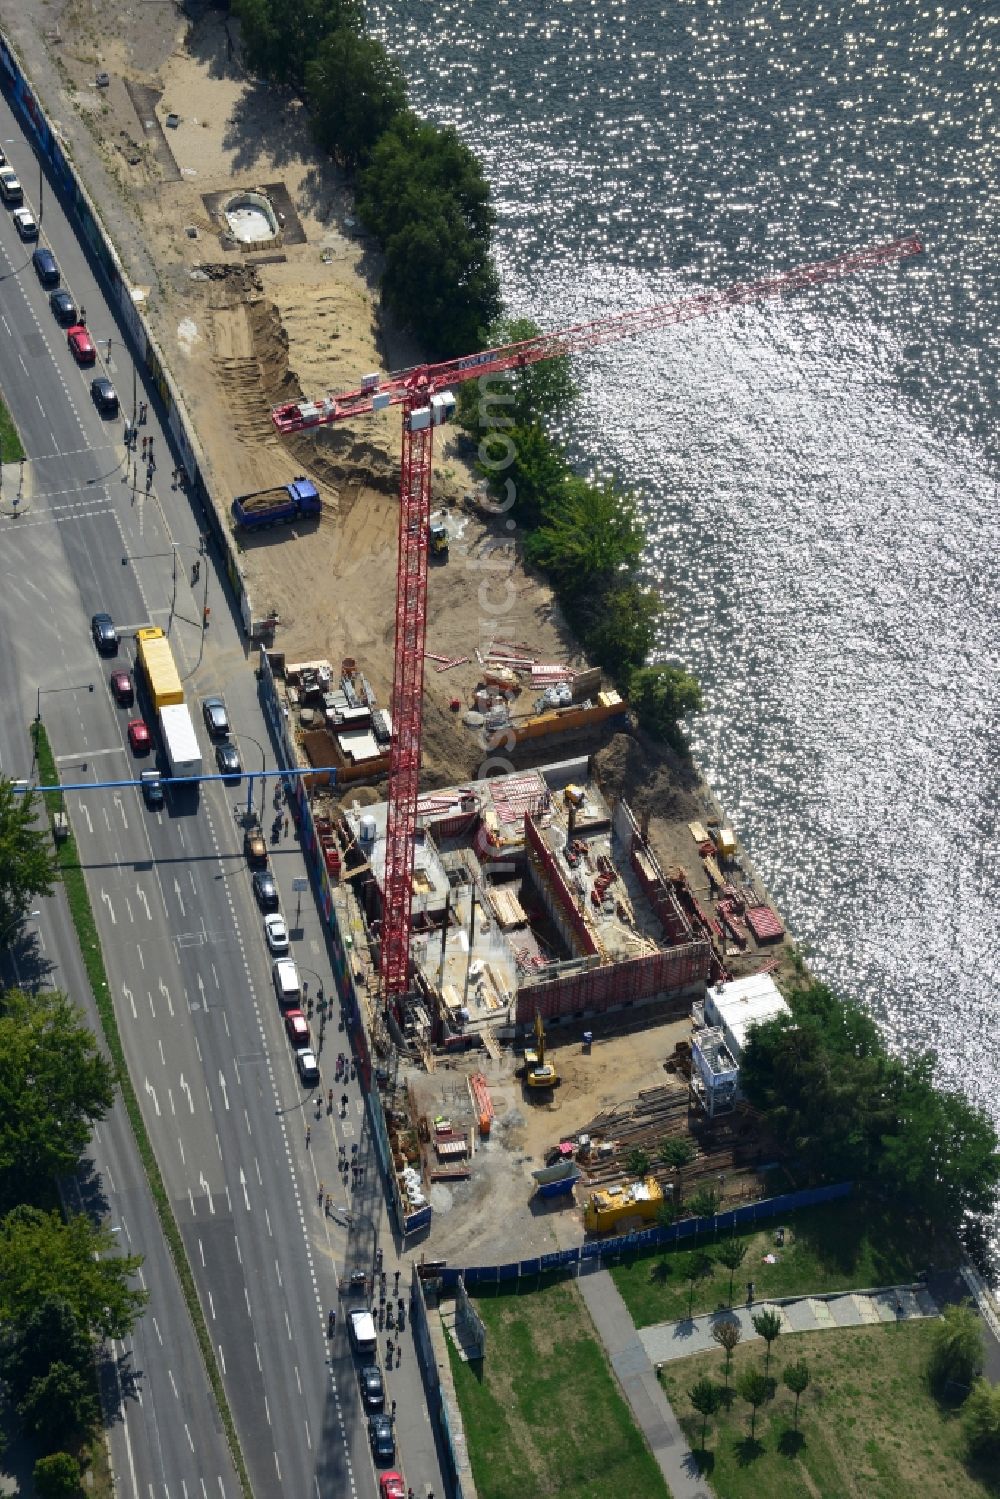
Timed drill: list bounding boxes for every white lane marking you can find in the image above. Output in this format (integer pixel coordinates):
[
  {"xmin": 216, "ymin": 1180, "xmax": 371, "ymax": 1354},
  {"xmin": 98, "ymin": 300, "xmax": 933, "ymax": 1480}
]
[
  {"xmin": 173, "ymin": 877, "xmax": 185, "ymax": 916},
  {"xmin": 218, "ymin": 1070, "xmax": 229, "ymax": 1110},
  {"xmin": 199, "ymin": 1173, "xmax": 215, "ymax": 1213},
  {"xmin": 159, "ymin": 978, "xmax": 174, "ymax": 1017},
  {"xmin": 217, "ymin": 1344, "xmax": 225, "ymax": 1375},
  {"xmin": 239, "ymin": 1167, "xmax": 250, "ymax": 1212},
  {"xmin": 178, "ymin": 1135, "xmax": 186, "ymax": 1165},
  {"xmin": 123, "ymin": 896, "xmax": 133, "ymax": 923},
  {"xmin": 78, "ymin": 800, "xmax": 93, "ymax": 834},
  {"xmin": 207, "ymin": 1289, "xmax": 216, "ymax": 1320},
  {"xmin": 137, "ymin": 885, "xmax": 151, "ymax": 920},
  {"xmin": 167, "ymin": 1088, "xmax": 176, "ymax": 1116},
  {"xmin": 145, "ymin": 1078, "xmax": 160, "ymax": 1116},
  {"xmin": 180, "ymin": 1074, "xmax": 194, "ymax": 1113},
  {"xmin": 101, "ymin": 889, "xmax": 116, "ymax": 924},
  {"xmin": 123, "ymin": 984, "xmax": 137, "ymax": 1019}
]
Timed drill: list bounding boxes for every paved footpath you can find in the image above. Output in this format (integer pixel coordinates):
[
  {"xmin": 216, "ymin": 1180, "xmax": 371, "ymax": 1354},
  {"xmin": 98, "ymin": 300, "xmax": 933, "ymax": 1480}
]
[
  {"xmin": 577, "ymin": 1266, "xmax": 714, "ymax": 1499},
  {"xmin": 640, "ymin": 1282, "xmax": 941, "ymax": 1367}
]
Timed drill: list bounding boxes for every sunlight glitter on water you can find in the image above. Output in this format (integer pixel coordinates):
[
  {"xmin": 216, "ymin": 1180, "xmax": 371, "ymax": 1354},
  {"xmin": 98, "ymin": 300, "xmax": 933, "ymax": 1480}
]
[{"xmin": 370, "ymin": 0, "xmax": 999, "ymax": 1118}]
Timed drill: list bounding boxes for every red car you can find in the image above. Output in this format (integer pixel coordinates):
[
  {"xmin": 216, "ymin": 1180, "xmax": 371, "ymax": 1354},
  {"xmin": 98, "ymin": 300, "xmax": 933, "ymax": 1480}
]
[
  {"xmin": 110, "ymin": 670, "xmax": 134, "ymax": 706},
  {"xmin": 284, "ymin": 1009, "xmax": 310, "ymax": 1049},
  {"xmin": 67, "ymin": 324, "xmax": 96, "ymax": 365},
  {"xmin": 379, "ymin": 1474, "xmax": 405, "ymax": 1499},
  {"xmin": 127, "ymin": 719, "xmax": 152, "ymax": 754}
]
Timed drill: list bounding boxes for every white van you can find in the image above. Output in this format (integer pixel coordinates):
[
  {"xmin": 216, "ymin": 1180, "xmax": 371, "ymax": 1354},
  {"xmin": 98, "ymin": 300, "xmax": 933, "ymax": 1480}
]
[
  {"xmin": 349, "ymin": 1307, "xmax": 377, "ymax": 1354},
  {"xmin": 0, "ymin": 167, "xmax": 23, "ymax": 205},
  {"xmin": 272, "ymin": 957, "xmax": 301, "ymax": 1009}
]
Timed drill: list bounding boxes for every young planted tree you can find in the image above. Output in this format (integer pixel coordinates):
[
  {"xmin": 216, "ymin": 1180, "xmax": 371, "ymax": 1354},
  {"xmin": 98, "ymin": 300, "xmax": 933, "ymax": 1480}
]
[
  {"xmin": 626, "ymin": 1146, "xmax": 651, "ymax": 1177},
  {"xmin": 686, "ymin": 1187, "xmax": 721, "ymax": 1221},
  {"xmin": 752, "ymin": 1308, "xmax": 783, "ymax": 1376},
  {"xmin": 783, "ymin": 1360, "xmax": 811, "ymax": 1432},
  {"xmin": 678, "ymin": 1249, "xmax": 714, "ymax": 1321},
  {"xmin": 737, "ymin": 1366, "xmax": 770, "ymax": 1442},
  {"xmin": 927, "ymin": 1302, "xmax": 984, "ymax": 1397},
  {"xmin": 658, "ymin": 1137, "xmax": 696, "ymax": 1170},
  {"xmin": 716, "ymin": 1238, "xmax": 749, "ymax": 1306},
  {"xmin": 688, "ymin": 1376, "xmax": 722, "ymax": 1455},
  {"xmin": 711, "ymin": 1317, "xmax": 742, "ymax": 1391}
]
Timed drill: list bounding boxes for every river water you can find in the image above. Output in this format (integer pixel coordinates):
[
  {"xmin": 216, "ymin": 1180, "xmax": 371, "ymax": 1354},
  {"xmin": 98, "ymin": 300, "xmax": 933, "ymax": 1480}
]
[{"xmin": 371, "ymin": 1, "xmax": 998, "ymax": 1118}]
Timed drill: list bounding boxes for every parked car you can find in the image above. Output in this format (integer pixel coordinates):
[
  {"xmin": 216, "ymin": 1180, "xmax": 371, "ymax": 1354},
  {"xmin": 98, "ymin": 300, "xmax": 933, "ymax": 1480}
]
[
  {"xmin": 0, "ymin": 166, "xmax": 23, "ymax": 204},
  {"xmin": 215, "ymin": 742, "xmax": 241, "ymax": 783},
  {"xmin": 295, "ymin": 1048, "xmax": 319, "ymax": 1086},
  {"xmin": 50, "ymin": 289, "xmax": 77, "ymax": 326},
  {"xmin": 368, "ymin": 1413, "xmax": 395, "ymax": 1466},
  {"xmin": 244, "ymin": 825, "xmax": 267, "ymax": 868},
  {"xmin": 68, "ymin": 324, "xmax": 96, "ymax": 365},
  {"xmin": 264, "ymin": 912, "xmax": 289, "ymax": 954},
  {"xmin": 202, "ymin": 696, "xmax": 230, "ymax": 737},
  {"xmin": 91, "ymin": 612, "xmax": 118, "ymax": 654},
  {"xmin": 284, "ymin": 1009, "xmax": 310, "ymax": 1049},
  {"xmin": 12, "ymin": 207, "xmax": 38, "ymax": 240},
  {"xmin": 109, "ymin": 669, "xmax": 133, "ymax": 706},
  {"xmin": 360, "ymin": 1364, "xmax": 385, "ymax": 1412},
  {"xmin": 379, "ymin": 1474, "xmax": 405, "ymax": 1499},
  {"xmin": 252, "ymin": 869, "xmax": 279, "ymax": 910},
  {"xmin": 127, "ymin": 719, "xmax": 152, "ymax": 754},
  {"xmin": 31, "ymin": 247, "xmax": 59, "ymax": 286},
  {"xmin": 91, "ymin": 377, "xmax": 119, "ymax": 416}
]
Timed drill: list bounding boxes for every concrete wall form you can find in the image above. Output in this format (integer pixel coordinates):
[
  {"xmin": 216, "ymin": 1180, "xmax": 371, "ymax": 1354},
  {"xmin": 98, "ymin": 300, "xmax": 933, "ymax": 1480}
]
[
  {"xmin": 517, "ymin": 939, "xmax": 708, "ymax": 1027},
  {"xmin": 524, "ymin": 812, "xmax": 599, "ymax": 959}
]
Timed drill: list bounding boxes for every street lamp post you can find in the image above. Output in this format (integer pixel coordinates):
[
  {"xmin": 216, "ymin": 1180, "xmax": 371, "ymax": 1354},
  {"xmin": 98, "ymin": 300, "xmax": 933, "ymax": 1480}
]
[
  {"xmin": 122, "ymin": 540, "xmax": 208, "ymax": 650},
  {"xmin": 36, "ymin": 681, "xmax": 94, "ymax": 724},
  {"xmin": 233, "ymin": 729, "xmax": 267, "ymax": 820}
]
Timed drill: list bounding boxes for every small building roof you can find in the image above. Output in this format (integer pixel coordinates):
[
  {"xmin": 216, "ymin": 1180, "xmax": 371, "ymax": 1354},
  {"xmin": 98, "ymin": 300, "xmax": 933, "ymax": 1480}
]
[{"xmin": 705, "ymin": 972, "xmax": 791, "ymax": 1059}]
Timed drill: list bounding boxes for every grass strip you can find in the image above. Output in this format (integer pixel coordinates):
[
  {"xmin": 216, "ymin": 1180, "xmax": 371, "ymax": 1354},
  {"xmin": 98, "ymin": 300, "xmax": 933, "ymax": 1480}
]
[
  {"xmin": 0, "ymin": 391, "xmax": 26, "ymax": 464},
  {"xmin": 609, "ymin": 1197, "xmax": 954, "ymax": 1329},
  {"xmin": 660, "ymin": 1319, "xmax": 992, "ymax": 1499},
  {"xmin": 446, "ymin": 1274, "xmax": 670, "ymax": 1499},
  {"xmin": 31, "ymin": 722, "xmax": 253, "ymax": 1499}
]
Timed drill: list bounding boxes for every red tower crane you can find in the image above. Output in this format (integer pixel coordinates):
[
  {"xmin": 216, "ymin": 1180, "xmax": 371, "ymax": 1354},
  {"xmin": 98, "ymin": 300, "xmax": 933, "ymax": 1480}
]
[{"xmin": 272, "ymin": 235, "xmax": 922, "ymax": 1009}]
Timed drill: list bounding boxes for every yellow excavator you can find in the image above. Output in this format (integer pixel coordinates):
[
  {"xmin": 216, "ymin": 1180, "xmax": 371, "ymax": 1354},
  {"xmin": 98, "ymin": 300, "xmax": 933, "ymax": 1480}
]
[{"xmin": 524, "ymin": 1011, "xmax": 559, "ymax": 1090}]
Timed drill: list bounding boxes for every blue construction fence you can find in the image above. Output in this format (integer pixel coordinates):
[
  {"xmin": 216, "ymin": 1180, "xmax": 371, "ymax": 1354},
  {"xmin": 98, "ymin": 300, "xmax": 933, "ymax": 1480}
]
[{"xmin": 438, "ymin": 1180, "xmax": 853, "ymax": 1290}]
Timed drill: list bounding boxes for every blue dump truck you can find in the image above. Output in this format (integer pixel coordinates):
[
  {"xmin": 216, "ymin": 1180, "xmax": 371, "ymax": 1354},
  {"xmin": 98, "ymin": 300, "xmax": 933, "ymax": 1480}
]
[{"xmin": 232, "ymin": 476, "xmax": 321, "ymax": 531}]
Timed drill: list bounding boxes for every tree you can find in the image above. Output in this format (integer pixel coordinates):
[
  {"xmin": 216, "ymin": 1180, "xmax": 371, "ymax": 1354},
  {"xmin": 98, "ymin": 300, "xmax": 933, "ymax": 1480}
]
[
  {"xmin": 783, "ymin": 1360, "xmax": 811, "ymax": 1431},
  {"xmin": 523, "ymin": 476, "xmax": 646, "ymax": 599},
  {"xmin": 678, "ymin": 1249, "xmax": 714, "ymax": 1320},
  {"xmin": 963, "ymin": 1378, "xmax": 1000, "ymax": 1460},
  {"xmin": 0, "ymin": 988, "xmax": 115, "ymax": 1208},
  {"xmin": 655, "ymin": 1197, "xmax": 678, "ymax": 1231},
  {"xmin": 305, "ymin": 28, "xmax": 407, "ymax": 171},
  {"xmin": 0, "ymin": 777, "xmax": 57, "ymax": 942},
  {"xmin": 579, "ymin": 581, "xmax": 661, "ymax": 683},
  {"xmin": 33, "ymin": 1453, "xmax": 82, "ymax": 1499},
  {"xmin": 687, "ymin": 1188, "xmax": 721, "ymax": 1221},
  {"xmin": 628, "ymin": 664, "xmax": 703, "ymax": 751},
  {"xmin": 737, "ymin": 1366, "xmax": 770, "ymax": 1441},
  {"xmin": 0, "ymin": 1297, "xmax": 93, "ymax": 1407},
  {"xmin": 455, "ymin": 316, "xmax": 578, "ymax": 437},
  {"xmin": 626, "ymin": 1146, "xmax": 651, "ymax": 1177},
  {"xmin": 716, "ymin": 1238, "xmax": 749, "ymax": 1306},
  {"xmin": 752, "ymin": 1308, "xmax": 783, "ymax": 1376},
  {"xmin": 0, "ymin": 1206, "xmax": 146, "ymax": 1341},
  {"xmin": 879, "ymin": 1054, "xmax": 1000, "ymax": 1221},
  {"xmin": 658, "ymin": 1137, "xmax": 695, "ymax": 1170},
  {"xmin": 688, "ymin": 1376, "xmax": 722, "ymax": 1454},
  {"xmin": 927, "ymin": 1302, "xmax": 984, "ymax": 1397},
  {"xmin": 712, "ymin": 1317, "xmax": 742, "ymax": 1390},
  {"xmin": 232, "ymin": 0, "xmax": 362, "ymax": 91},
  {"xmin": 19, "ymin": 1361, "xmax": 98, "ymax": 1450}
]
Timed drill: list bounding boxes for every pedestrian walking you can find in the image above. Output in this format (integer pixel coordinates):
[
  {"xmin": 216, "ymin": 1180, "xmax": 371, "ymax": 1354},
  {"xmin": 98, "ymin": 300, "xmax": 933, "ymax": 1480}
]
[
  {"xmin": 390, "ymin": 1399, "xmax": 396, "ymax": 1420},
  {"xmin": 284, "ymin": 815, "xmax": 290, "ymax": 837},
  {"xmin": 394, "ymin": 1270, "xmax": 400, "ymax": 1294},
  {"xmin": 141, "ymin": 437, "xmax": 148, "ymax": 460},
  {"xmin": 327, "ymin": 1088, "xmax": 334, "ymax": 1113},
  {"xmin": 305, "ymin": 1126, "xmax": 312, "ymax": 1148},
  {"xmin": 139, "ymin": 400, "xmax": 147, "ymax": 424},
  {"xmin": 318, "ymin": 1182, "xmax": 324, "ymax": 1204},
  {"xmin": 746, "ymin": 1280, "xmax": 754, "ymax": 1307},
  {"xmin": 325, "ymin": 1194, "xmax": 332, "ymax": 1216}
]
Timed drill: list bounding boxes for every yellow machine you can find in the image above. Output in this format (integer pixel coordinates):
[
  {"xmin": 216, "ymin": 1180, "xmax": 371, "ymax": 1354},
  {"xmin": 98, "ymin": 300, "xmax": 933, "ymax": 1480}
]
[
  {"xmin": 429, "ymin": 519, "xmax": 449, "ymax": 556},
  {"xmin": 583, "ymin": 1177, "xmax": 664, "ymax": 1234},
  {"xmin": 524, "ymin": 1011, "xmax": 559, "ymax": 1089}
]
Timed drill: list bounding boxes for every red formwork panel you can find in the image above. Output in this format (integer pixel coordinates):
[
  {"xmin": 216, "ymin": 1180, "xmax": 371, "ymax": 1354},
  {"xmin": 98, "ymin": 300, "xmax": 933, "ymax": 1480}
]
[
  {"xmin": 746, "ymin": 904, "xmax": 784, "ymax": 943},
  {"xmin": 517, "ymin": 940, "xmax": 710, "ymax": 1026}
]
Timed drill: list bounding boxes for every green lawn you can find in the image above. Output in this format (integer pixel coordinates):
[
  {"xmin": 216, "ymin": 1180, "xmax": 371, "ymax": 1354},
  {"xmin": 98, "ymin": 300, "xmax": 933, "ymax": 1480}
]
[
  {"xmin": 445, "ymin": 1276, "xmax": 671, "ymax": 1499},
  {"xmin": 0, "ymin": 392, "xmax": 25, "ymax": 463},
  {"xmin": 661, "ymin": 1319, "xmax": 999, "ymax": 1499},
  {"xmin": 610, "ymin": 1197, "xmax": 953, "ymax": 1327}
]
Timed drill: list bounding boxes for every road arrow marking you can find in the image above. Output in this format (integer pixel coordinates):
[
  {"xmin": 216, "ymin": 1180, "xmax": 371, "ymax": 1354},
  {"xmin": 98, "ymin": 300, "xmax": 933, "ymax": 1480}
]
[
  {"xmin": 145, "ymin": 1078, "xmax": 160, "ymax": 1116},
  {"xmin": 123, "ymin": 984, "xmax": 137, "ymax": 1020},
  {"xmin": 218, "ymin": 1070, "xmax": 230, "ymax": 1111},
  {"xmin": 78, "ymin": 800, "xmax": 93, "ymax": 834},
  {"xmin": 180, "ymin": 1075, "xmax": 194, "ymax": 1113},
  {"xmin": 159, "ymin": 978, "xmax": 173, "ymax": 1017},
  {"xmin": 101, "ymin": 889, "xmax": 116, "ymax": 924},
  {"xmin": 199, "ymin": 1172, "xmax": 215, "ymax": 1213},
  {"xmin": 136, "ymin": 885, "xmax": 151, "ymax": 920},
  {"xmin": 114, "ymin": 793, "xmax": 128, "ymax": 830},
  {"xmin": 239, "ymin": 1167, "xmax": 250, "ymax": 1212},
  {"xmin": 173, "ymin": 878, "xmax": 185, "ymax": 917}
]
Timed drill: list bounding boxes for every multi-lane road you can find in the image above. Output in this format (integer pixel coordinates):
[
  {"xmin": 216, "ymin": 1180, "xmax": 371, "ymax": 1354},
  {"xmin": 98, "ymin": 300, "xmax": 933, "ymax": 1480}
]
[{"xmin": 0, "ymin": 92, "xmax": 443, "ymax": 1499}]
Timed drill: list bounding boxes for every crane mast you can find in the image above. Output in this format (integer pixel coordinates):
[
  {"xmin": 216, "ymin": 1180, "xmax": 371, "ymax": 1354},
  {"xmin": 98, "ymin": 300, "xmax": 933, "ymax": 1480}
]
[{"xmin": 272, "ymin": 235, "xmax": 922, "ymax": 1013}]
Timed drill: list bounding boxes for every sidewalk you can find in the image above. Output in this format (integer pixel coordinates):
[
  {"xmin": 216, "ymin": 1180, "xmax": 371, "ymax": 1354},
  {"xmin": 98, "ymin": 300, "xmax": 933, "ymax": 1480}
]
[
  {"xmin": 577, "ymin": 1267, "xmax": 714, "ymax": 1499},
  {"xmin": 639, "ymin": 1282, "xmax": 941, "ymax": 1367}
]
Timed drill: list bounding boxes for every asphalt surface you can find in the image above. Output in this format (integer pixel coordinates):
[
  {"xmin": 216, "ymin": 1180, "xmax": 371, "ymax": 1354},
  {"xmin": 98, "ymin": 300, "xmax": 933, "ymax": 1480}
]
[{"xmin": 0, "ymin": 96, "xmax": 444, "ymax": 1499}]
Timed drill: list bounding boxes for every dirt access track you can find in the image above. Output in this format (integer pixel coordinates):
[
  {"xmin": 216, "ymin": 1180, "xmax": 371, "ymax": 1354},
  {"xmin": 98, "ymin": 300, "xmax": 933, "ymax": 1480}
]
[{"xmin": 5, "ymin": 1, "xmax": 585, "ymax": 792}]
